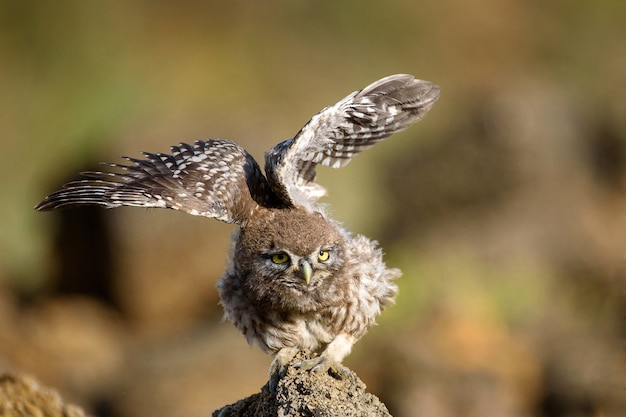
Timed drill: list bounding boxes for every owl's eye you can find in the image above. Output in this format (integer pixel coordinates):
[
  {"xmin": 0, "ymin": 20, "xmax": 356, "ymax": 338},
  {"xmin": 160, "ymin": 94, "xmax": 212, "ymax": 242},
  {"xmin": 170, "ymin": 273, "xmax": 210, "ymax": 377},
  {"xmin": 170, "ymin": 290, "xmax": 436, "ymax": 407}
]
[
  {"xmin": 317, "ymin": 250, "xmax": 330, "ymax": 262},
  {"xmin": 271, "ymin": 253, "xmax": 290, "ymax": 264}
]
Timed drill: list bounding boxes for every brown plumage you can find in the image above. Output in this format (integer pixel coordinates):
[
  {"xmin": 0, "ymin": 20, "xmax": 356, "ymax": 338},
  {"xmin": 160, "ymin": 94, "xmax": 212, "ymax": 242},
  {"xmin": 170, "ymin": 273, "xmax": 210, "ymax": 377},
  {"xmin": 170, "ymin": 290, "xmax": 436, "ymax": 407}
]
[{"xmin": 35, "ymin": 74, "xmax": 440, "ymax": 388}]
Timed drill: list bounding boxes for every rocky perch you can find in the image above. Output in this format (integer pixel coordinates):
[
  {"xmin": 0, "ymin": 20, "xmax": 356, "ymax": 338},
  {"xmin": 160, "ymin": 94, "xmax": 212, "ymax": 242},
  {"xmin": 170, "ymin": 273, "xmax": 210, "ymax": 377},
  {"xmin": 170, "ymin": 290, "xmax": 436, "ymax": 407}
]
[{"xmin": 213, "ymin": 352, "xmax": 391, "ymax": 417}]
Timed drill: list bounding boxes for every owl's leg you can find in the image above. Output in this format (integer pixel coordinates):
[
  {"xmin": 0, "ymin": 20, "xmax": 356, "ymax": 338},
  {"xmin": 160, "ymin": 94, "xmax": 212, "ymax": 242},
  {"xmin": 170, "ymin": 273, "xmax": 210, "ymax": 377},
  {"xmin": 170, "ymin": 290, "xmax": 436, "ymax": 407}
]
[
  {"xmin": 293, "ymin": 333, "xmax": 355, "ymax": 377},
  {"xmin": 269, "ymin": 346, "xmax": 299, "ymax": 393}
]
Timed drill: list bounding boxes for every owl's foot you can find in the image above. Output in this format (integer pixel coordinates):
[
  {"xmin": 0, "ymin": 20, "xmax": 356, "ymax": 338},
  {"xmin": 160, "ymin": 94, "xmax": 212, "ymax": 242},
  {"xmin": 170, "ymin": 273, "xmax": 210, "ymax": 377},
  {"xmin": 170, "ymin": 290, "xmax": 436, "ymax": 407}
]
[
  {"xmin": 293, "ymin": 356, "xmax": 350, "ymax": 380},
  {"xmin": 293, "ymin": 355, "xmax": 332, "ymax": 373},
  {"xmin": 268, "ymin": 368, "xmax": 282, "ymax": 395},
  {"xmin": 294, "ymin": 333, "xmax": 355, "ymax": 379},
  {"xmin": 269, "ymin": 355, "xmax": 348, "ymax": 393},
  {"xmin": 269, "ymin": 347, "xmax": 299, "ymax": 394},
  {"xmin": 269, "ymin": 350, "xmax": 349, "ymax": 393},
  {"xmin": 294, "ymin": 332, "xmax": 355, "ymax": 377},
  {"xmin": 269, "ymin": 334, "xmax": 356, "ymax": 393}
]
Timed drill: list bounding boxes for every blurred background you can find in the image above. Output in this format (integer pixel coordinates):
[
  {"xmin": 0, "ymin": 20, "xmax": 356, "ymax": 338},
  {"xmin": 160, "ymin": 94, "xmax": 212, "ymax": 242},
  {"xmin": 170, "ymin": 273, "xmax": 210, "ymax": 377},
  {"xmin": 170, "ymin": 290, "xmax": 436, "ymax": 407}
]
[{"xmin": 0, "ymin": 1, "xmax": 623, "ymax": 416}]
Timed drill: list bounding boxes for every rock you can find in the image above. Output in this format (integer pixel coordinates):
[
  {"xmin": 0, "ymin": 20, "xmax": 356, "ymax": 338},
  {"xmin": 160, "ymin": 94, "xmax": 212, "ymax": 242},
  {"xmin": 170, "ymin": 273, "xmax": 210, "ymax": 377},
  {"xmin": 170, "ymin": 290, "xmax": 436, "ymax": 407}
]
[
  {"xmin": 0, "ymin": 373, "xmax": 91, "ymax": 417},
  {"xmin": 213, "ymin": 351, "xmax": 391, "ymax": 417}
]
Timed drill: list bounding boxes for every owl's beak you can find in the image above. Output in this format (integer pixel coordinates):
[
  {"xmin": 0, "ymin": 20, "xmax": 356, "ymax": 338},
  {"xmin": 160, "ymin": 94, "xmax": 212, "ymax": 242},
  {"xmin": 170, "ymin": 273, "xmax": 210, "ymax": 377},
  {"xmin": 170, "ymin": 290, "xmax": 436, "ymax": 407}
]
[{"xmin": 298, "ymin": 259, "xmax": 313, "ymax": 285}]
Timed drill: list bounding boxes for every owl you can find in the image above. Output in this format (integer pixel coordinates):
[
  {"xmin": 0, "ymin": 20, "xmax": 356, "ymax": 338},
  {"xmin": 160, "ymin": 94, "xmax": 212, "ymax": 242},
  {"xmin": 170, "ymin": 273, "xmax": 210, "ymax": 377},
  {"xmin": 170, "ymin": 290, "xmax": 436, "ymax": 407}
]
[{"xmin": 36, "ymin": 74, "xmax": 440, "ymax": 388}]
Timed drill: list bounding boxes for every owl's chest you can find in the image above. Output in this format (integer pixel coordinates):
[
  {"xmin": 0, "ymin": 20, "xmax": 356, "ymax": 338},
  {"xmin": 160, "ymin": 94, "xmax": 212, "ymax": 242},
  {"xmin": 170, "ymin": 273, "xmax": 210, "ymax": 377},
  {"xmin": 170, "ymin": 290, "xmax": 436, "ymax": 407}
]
[
  {"xmin": 260, "ymin": 310, "xmax": 336, "ymax": 353},
  {"xmin": 295, "ymin": 312, "xmax": 336, "ymax": 350}
]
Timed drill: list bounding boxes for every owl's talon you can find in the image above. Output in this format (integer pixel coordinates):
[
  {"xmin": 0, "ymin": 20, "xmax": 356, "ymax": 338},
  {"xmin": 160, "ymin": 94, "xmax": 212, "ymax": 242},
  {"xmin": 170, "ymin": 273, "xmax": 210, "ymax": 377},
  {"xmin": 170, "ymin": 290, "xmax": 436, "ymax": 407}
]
[
  {"xmin": 268, "ymin": 371, "xmax": 281, "ymax": 394},
  {"xmin": 269, "ymin": 363, "xmax": 291, "ymax": 394},
  {"xmin": 293, "ymin": 357, "xmax": 349, "ymax": 381},
  {"xmin": 293, "ymin": 357, "xmax": 336, "ymax": 375},
  {"xmin": 328, "ymin": 365, "xmax": 351, "ymax": 380}
]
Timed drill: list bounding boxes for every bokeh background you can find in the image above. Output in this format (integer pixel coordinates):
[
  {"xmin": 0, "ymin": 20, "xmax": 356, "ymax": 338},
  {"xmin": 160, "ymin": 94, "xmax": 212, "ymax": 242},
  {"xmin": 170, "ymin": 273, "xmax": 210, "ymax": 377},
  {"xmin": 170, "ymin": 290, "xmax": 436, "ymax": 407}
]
[{"xmin": 0, "ymin": 1, "xmax": 623, "ymax": 416}]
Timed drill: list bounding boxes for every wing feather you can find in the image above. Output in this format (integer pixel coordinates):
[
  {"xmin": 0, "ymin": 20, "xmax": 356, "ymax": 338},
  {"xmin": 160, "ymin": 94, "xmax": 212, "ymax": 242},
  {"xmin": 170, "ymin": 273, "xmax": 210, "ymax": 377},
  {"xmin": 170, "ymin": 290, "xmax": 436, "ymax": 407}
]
[
  {"xmin": 36, "ymin": 139, "xmax": 276, "ymax": 225},
  {"xmin": 265, "ymin": 74, "xmax": 440, "ymax": 207}
]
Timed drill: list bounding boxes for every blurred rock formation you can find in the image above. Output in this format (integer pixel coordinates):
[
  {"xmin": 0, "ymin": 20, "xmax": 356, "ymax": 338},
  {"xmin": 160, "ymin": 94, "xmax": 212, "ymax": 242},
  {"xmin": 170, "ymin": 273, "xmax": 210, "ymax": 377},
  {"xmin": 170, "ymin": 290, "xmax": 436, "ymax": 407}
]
[{"xmin": 0, "ymin": 373, "xmax": 91, "ymax": 417}]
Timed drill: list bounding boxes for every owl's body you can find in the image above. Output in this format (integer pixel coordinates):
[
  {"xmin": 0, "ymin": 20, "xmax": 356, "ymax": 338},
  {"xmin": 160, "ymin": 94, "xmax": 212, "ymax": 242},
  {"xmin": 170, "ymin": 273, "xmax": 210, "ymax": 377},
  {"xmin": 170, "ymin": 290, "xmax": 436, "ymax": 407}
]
[
  {"xmin": 219, "ymin": 207, "xmax": 399, "ymax": 365},
  {"xmin": 36, "ymin": 74, "xmax": 439, "ymax": 383}
]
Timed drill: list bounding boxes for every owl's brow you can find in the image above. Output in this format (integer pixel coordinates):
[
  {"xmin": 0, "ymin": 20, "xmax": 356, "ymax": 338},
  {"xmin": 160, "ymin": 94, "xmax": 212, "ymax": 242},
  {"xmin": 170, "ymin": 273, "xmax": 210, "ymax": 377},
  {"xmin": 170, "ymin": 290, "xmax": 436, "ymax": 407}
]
[{"xmin": 263, "ymin": 250, "xmax": 290, "ymax": 258}]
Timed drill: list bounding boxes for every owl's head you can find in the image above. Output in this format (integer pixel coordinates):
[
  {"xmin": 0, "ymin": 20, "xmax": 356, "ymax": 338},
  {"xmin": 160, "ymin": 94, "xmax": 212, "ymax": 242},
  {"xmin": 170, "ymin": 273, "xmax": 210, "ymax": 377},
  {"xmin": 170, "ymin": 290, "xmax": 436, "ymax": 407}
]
[{"xmin": 234, "ymin": 207, "xmax": 347, "ymax": 310}]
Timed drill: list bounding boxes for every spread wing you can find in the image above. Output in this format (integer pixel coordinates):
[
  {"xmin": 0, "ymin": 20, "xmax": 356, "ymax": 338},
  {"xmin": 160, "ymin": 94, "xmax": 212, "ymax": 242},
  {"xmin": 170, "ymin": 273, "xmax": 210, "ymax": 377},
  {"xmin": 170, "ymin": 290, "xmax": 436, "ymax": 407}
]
[
  {"xmin": 264, "ymin": 74, "xmax": 440, "ymax": 207},
  {"xmin": 36, "ymin": 140, "xmax": 277, "ymax": 225}
]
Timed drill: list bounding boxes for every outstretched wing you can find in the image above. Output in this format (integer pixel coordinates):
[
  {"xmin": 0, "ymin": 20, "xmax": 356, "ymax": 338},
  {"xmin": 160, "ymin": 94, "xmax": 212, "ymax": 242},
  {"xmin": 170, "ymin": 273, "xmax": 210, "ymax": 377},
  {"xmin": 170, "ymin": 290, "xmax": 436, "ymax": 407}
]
[
  {"xmin": 36, "ymin": 140, "xmax": 276, "ymax": 225},
  {"xmin": 265, "ymin": 74, "xmax": 440, "ymax": 207}
]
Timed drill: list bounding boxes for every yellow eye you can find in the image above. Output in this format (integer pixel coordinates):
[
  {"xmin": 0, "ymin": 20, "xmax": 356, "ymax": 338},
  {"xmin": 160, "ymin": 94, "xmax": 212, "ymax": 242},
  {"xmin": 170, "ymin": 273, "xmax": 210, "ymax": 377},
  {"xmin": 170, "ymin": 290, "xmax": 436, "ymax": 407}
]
[
  {"xmin": 271, "ymin": 253, "xmax": 289, "ymax": 264},
  {"xmin": 317, "ymin": 250, "xmax": 330, "ymax": 262}
]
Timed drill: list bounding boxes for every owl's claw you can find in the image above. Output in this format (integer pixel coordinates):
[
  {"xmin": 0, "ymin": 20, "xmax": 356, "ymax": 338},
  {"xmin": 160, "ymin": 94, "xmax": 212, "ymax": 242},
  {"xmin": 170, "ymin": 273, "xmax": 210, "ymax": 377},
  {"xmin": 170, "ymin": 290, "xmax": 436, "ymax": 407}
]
[
  {"xmin": 269, "ymin": 347, "xmax": 299, "ymax": 394},
  {"xmin": 269, "ymin": 361, "xmax": 289, "ymax": 394},
  {"xmin": 293, "ymin": 356, "xmax": 348, "ymax": 380},
  {"xmin": 268, "ymin": 370, "xmax": 282, "ymax": 395},
  {"xmin": 293, "ymin": 357, "xmax": 330, "ymax": 373},
  {"xmin": 269, "ymin": 354, "xmax": 349, "ymax": 393}
]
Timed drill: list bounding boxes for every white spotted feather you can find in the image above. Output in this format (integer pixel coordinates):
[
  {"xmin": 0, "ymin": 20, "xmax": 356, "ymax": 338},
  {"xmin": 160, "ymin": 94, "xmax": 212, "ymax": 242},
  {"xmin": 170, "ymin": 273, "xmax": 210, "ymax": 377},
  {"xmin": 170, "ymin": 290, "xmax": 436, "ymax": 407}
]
[{"xmin": 264, "ymin": 74, "xmax": 440, "ymax": 208}]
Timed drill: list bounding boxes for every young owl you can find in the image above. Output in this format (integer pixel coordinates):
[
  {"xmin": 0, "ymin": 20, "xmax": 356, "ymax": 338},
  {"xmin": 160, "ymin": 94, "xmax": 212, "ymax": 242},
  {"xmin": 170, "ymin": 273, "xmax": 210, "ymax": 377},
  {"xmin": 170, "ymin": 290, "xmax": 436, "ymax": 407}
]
[{"xmin": 36, "ymin": 74, "xmax": 440, "ymax": 387}]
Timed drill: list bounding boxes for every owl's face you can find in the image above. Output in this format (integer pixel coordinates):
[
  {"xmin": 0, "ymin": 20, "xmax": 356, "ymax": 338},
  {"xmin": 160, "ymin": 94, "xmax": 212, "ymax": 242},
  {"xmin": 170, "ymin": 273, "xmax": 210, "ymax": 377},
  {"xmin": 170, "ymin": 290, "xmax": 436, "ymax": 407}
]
[{"xmin": 235, "ymin": 208, "xmax": 346, "ymax": 310}]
